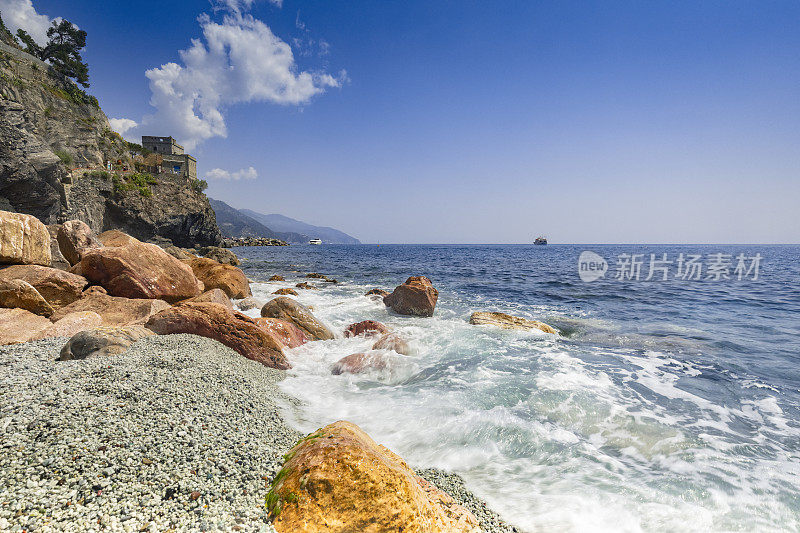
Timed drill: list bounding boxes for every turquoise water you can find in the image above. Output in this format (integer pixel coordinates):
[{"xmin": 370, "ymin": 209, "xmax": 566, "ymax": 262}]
[{"xmin": 237, "ymin": 244, "xmax": 800, "ymax": 532}]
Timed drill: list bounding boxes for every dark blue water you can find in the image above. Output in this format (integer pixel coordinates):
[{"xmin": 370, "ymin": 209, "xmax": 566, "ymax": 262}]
[{"xmin": 237, "ymin": 244, "xmax": 800, "ymax": 531}]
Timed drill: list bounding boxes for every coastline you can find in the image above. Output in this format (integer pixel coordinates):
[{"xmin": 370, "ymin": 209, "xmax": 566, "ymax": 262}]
[{"xmin": 0, "ymin": 333, "xmax": 519, "ymax": 532}]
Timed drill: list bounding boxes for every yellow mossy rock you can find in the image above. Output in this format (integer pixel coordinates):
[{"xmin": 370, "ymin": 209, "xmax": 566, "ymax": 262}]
[
  {"xmin": 0, "ymin": 211, "xmax": 51, "ymax": 266},
  {"xmin": 268, "ymin": 421, "xmax": 480, "ymax": 533},
  {"xmin": 470, "ymin": 311, "xmax": 558, "ymax": 335}
]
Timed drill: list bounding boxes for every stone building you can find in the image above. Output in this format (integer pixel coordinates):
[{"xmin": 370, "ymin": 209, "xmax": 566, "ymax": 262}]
[{"xmin": 141, "ymin": 136, "xmax": 196, "ymax": 181}]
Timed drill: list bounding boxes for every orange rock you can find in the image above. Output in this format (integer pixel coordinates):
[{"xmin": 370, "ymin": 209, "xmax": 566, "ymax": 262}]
[
  {"xmin": 267, "ymin": 421, "xmax": 480, "ymax": 533},
  {"xmin": 372, "ymin": 333, "xmax": 413, "ymax": 355},
  {"xmin": 186, "ymin": 257, "xmax": 251, "ymax": 299},
  {"xmin": 273, "ymin": 288, "xmax": 298, "ymax": 296},
  {"xmin": 145, "ymin": 302, "xmax": 290, "ymax": 369},
  {"xmin": 180, "ymin": 288, "xmax": 233, "ymax": 308},
  {"xmin": 0, "ymin": 264, "xmax": 87, "ymax": 309},
  {"xmin": 57, "ymin": 220, "xmax": 101, "ymax": 266},
  {"xmin": 50, "ymin": 292, "xmax": 170, "ymax": 326},
  {"xmin": 0, "ymin": 278, "xmax": 53, "ymax": 317},
  {"xmin": 254, "ymin": 317, "xmax": 308, "ymax": 349},
  {"xmin": 268, "ymin": 275, "xmax": 285, "ymax": 282},
  {"xmin": 81, "ymin": 235, "xmax": 202, "ymax": 302},
  {"xmin": 384, "ymin": 276, "xmax": 438, "ymax": 317},
  {"xmin": 0, "ymin": 308, "xmax": 52, "ymax": 345},
  {"xmin": 469, "ymin": 311, "xmax": 558, "ymax": 335},
  {"xmin": 32, "ymin": 311, "xmax": 103, "ymax": 340},
  {"xmin": 0, "ymin": 210, "xmax": 51, "ymax": 266},
  {"xmin": 331, "ymin": 352, "xmax": 390, "ymax": 375},
  {"xmin": 261, "ymin": 297, "xmax": 334, "ymax": 341},
  {"xmin": 343, "ymin": 320, "xmax": 389, "ymax": 338}
]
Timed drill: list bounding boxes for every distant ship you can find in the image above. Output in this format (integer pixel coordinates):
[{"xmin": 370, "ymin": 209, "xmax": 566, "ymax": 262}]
[
  {"xmin": 534, "ymin": 236, "xmax": 548, "ymax": 245},
  {"xmin": 308, "ymin": 238, "xmax": 322, "ymax": 245}
]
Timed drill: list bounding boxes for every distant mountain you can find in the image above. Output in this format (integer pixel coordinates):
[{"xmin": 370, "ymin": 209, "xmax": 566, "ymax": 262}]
[
  {"xmin": 239, "ymin": 210, "xmax": 361, "ymax": 244},
  {"xmin": 208, "ymin": 199, "xmax": 278, "ymax": 239}
]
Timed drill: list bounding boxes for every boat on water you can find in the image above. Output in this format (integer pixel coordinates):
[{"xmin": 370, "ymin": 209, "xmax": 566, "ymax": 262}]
[
  {"xmin": 534, "ymin": 236, "xmax": 548, "ymax": 245},
  {"xmin": 308, "ymin": 238, "xmax": 322, "ymax": 245}
]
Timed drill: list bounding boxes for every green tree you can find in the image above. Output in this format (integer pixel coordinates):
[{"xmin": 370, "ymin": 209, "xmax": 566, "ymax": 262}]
[
  {"xmin": 42, "ymin": 20, "xmax": 89, "ymax": 87},
  {"xmin": 16, "ymin": 28, "xmax": 43, "ymax": 57}
]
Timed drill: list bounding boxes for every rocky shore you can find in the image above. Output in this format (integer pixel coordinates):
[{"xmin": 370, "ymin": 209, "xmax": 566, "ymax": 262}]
[{"xmin": 0, "ymin": 209, "xmax": 548, "ymax": 532}]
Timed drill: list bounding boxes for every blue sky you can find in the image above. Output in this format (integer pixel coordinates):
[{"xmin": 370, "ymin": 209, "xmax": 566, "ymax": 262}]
[{"xmin": 4, "ymin": 0, "xmax": 799, "ymax": 243}]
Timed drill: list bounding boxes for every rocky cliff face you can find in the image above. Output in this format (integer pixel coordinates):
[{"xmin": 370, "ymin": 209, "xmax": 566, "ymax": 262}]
[{"xmin": 0, "ymin": 44, "xmax": 221, "ymax": 247}]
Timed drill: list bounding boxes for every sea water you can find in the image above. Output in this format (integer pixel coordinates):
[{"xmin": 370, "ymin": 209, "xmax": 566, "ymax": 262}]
[{"xmin": 236, "ymin": 244, "xmax": 800, "ymax": 532}]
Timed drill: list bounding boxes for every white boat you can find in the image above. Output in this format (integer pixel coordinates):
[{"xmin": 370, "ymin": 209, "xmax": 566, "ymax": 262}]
[{"xmin": 308, "ymin": 238, "xmax": 322, "ymax": 245}]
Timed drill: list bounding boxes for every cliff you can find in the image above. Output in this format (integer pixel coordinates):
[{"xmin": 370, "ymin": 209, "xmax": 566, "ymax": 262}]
[{"xmin": 0, "ymin": 42, "xmax": 221, "ymax": 247}]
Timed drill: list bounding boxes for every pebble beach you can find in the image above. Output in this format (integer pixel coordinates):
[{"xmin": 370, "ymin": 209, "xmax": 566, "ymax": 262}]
[{"xmin": 0, "ymin": 333, "xmax": 517, "ymax": 532}]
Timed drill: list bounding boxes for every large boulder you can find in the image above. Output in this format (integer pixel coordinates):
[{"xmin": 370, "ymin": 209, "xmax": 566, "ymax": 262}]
[
  {"xmin": 50, "ymin": 293, "xmax": 170, "ymax": 326},
  {"xmin": 32, "ymin": 311, "xmax": 103, "ymax": 340},
  {"xmin": 96, "ymin": 229, "xmax": 136, "ymax": 247},
  {"xmin": 254, "ymin": 318, "xmax": 308, "ymax": 349},
  {"xmin": 145, "ymin": 302, "xmax": 290, "ymax": 369},
  {"xmin": 46, "ymin": 224, "xmax": 70, "ymax": 270},
  {"xmin": 331, "ymin": 352, "xmax": 391, "ymax": 375},
  {"xmin": 0, "ymin": 308, "xmax": 53, "ymax": 345},
  {"xmin": 57, "ymin": 326, "xmax": 154, "ymax": 360},
  {"xmin": 56, "ymin": 220, "xmax": 101, "ymax": 266},
  {"xmin": 469, "ymin": 311, "xmax": 558, "ymax": 335},
  {"xmin": 0, "ymin": 279, "xmax": 53, "ymax": 317},
  {"xmin": 180, "ymin": 288, "xmax": 233, "ymax": 308},
  {"xmin": 260, "ymin": 297, "xmax": 335, "ymax": 341},
  {"xmin": 0, "ymin": 210, "xmax": 51, "ymax": 266},
  {"xmin": 384, "ymin": 276, "xmax": 438, "ymax": 317},
  {"xmin": 80, "ymin": 235, "xmax": 202, "ymax": 302},
  {"xmin": 372, "ymin": 333, "xmax": 413, "ymax": 355},
  {"xmin": 237, "ymin": 296, "xmax": 264, "ymax": 311},
  {"xmin": 0, "ymin": 264, "xmax": 88, "ymax": 308},
  {"xmin": 199, "ymin": 246, "xmax": 240, "ymax": 266},
  {"xmin": 187, "ymin": 257, "xmax": 251, "ymax": 299},
  {"xmin": 344, "ymin": 320, "xmax": 390, "ymax": 338},
  {"xmin": 266, "ymin": 421, "xmax": 480, "ymax": 532}
]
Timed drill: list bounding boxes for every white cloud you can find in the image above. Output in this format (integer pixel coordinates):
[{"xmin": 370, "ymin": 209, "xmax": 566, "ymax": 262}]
[
  {"xmin": 135, "ymin": 9, "xmax": 345, "ymax": 151},
  {"xmin": 206, "ymin": 166, "xmax": 258, "ymax": 180},
  {"xmin": 0, "ymin": 0, "xmax": 55, "ymax": 45},
  {"xmin": 109, "ymin": 118, "xmax": 138, "ymax": 138}
]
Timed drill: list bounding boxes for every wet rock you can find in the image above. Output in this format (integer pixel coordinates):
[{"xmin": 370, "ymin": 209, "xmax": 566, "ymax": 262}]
[
  {"xmin": 384, "ymin": 276, "xmax": 438, "ymax": 317},
  {"xmin": 331, "ymin": 352, "xmax": 391, "ymax": 375},
  {"xmin": 186, "ymin": 257, "xmax": 251, "ymax": 299},
  {"xmin": 295, "ymin": 282, "xmax": 316, "ymax": 290},
  {"xmin": 81, "ymin": 234, "xmax": 202, "ymax": 302},
  {"xmin": 273, "ymin": 288, "xmax": 298, "ymax": 296},
  {"xmin": 0, "ymin": 210, "xmax": 51, "ymax": 266},
  {"xmin": 305, "ymin": 273, "xmax": 328, "ymax": 279},
  {"xmin": 365, "ymin": 288, "xmax": 389, "ymax": 298},
  {"xmin": 266, "ymin": 421, "xmax": 480, "ymax": 532},
  {"xmin": 50, "ymin": 293, "xmax": 170, "ymax": 326},
  {"xmin": 260, "ymin": 297, "xmax": 334, "ymax": 341},
  {"xmin": 0, "ymin": 308, "xmax": 52, "ymax": 344},
  {"xmin": 58, "ymin": 326, "xmax": 155, "ymax": 360},
  {"xmin": 469, "ymin": 311, "xmax": 558, "ymax": 335},
  {"xmin": 254, "ymin": 318, "xmax": 308, "ymax": 349},
  {"xmin": 372, "ymin": 333, "xmax": 413, "ymax": 355},
  {"xmin": 344, "ymin": 320, "xmax": 390, "ymax": 338},
  {"xmin": 268, "ymin": 275, "xmax": 285, "ymax": 282},
  {"xmin": 236, "ymin": 296, "xmax": 263, "ymax": 311},
  {"xmin": 0, "ymin": 264, "xmax": 88, "ymax": 308},
  {"xmin": 0, "ymin": 278, "xmax": 54, "ymax": 316},
  {"xmin": 56, "ymin": 220, "xmax": 101, "ymax": 266},
  {"xmin": 145, "ymin": 302, "xmax": 290, "ymax": 369}
]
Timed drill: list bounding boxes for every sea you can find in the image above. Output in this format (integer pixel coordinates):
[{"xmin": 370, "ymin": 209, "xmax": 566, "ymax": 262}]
[{"xmin": 234, "ymin": 244, "xmax": 800, "ymax": 532}]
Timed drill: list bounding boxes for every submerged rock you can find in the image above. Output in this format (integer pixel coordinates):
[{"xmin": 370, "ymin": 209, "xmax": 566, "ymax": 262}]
[
  {"xmin": 331, "ymin": 352, "xmax": 391, "ymax": 375},
  {"xmin": 274, "ymin": 288, "xmax": 298, "ymax": 296},
  {"xmin": 269, "ymin": 275, "xmax": 285, "ymax": 282},
  {"xmin": 295, "ymin": 282, "xmax": 316, "ymax": 290},
  {"xmin": 0, "ymin": 210, "xmax": 51, "ymax": 266},
  {"xmin": 469, "ymin": 311, "xmax": 558, "ymax": 335},
  {"xmin": 145, "ymin": 302, "xmax": 290, "ymax": 369},
  {"xmin": 372, "ymin": 333, "xmax": 413, "ymax": 355},
  {"xmin": 260, "ymin": 297, "xmax": 334, "ymax": 341},
  {"xmin": 344, "ymin": 320, "xmax": 389, "ymax": 338},
  {"xmin": 365, "ymin": 288, "xmax": 389, "ymax": 298},
  {"xmin": 266, "ymin": 421, "xmax": 480, "ymax": 532},
  {"xmin": 384, "ymin": 276, "xmax": 438, "ymax": 317}
]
